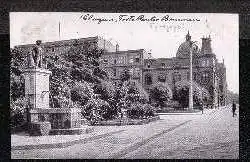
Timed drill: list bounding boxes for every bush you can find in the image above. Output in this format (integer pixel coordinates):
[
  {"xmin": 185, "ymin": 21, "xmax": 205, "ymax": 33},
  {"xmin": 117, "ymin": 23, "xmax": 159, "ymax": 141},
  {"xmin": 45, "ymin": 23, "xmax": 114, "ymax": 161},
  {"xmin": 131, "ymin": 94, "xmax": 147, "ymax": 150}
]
[
  {"xmin": 71, "ymin": 82, "xmax": 95, "ymax": 106},
  {"xmin": 83, "ymin": 97, "xmax": 115, "ymax": 124},
  {"xmin": 143, "ymin": 104, "xmax": 156, "ymax": 117},
  {"xmin": 93, "ymin": 80, "xmax": 116, "ymax": 101},
  {"xmin": 10, "ymin": 97, "xmax": 28, "ymax": 129},
  {"xmin": 29, "ymin": 121, "xmax": 51, "ymax": 136},
  {"xmin": 127, "ymin": 103, "xmax": 156, "ymax": 119},
  {"xmin": 126, "ymin": 81, "xmax": 149, "ymax": 104},
  {"xmin": 127, "ymin": 103, "xmax": 144, "ymax": 119},
  {"xmin": 174, "ymin": 80, "xmax": 210, "ymax": 108},
  {"xmin": 149, "ymin": 82, "xmax": 172, "ymax": 108}
]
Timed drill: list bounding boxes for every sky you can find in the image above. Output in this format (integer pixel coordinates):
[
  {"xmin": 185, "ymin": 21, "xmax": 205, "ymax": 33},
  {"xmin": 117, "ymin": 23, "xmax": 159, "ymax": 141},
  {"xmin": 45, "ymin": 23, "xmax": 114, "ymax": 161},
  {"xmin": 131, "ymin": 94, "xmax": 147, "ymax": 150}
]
[{"xmin": 10, "ymin": 12, "xmax": 239, "ymax": 94}]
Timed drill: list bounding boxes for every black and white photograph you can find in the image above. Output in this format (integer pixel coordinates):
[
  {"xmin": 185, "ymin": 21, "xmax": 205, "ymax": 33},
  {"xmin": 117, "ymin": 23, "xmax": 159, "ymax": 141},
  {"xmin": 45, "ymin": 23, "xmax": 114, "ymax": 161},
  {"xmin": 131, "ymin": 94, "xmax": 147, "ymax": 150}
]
[{"xmin": 10, "ymin": 12, "xmax": 239, "ymax": 159}]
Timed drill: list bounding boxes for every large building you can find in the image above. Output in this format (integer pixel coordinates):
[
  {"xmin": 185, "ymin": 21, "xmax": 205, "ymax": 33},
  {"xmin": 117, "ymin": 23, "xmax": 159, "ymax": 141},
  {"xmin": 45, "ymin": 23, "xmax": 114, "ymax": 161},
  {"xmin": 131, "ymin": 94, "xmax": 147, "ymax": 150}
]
[
  {"xmin": 101, "ymin": 32, "xmax": 227, "ymax": 107},
  {"xmin": 14, "ymin": 32, "xmax": 227, "ymax": 107}
]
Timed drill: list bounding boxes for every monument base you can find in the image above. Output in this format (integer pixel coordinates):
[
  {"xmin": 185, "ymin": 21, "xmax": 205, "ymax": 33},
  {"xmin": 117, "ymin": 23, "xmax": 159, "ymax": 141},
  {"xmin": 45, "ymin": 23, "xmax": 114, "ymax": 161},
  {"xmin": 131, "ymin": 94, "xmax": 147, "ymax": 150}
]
[{"xmin": 29, "ymin": 108, "xmax": 82, "ymax": 130}]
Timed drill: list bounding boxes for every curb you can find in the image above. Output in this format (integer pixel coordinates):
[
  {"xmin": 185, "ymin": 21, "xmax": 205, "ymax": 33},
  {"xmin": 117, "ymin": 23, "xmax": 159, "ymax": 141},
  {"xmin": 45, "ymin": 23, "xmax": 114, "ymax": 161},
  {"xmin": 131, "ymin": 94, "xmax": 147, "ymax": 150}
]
[
  {"xmin": 157, "ymin": 112, "xmax": 202, "ymax": 115},
  {"xmin": 12, "ymin": 129, "xmax": 125, "ymax": 150}
]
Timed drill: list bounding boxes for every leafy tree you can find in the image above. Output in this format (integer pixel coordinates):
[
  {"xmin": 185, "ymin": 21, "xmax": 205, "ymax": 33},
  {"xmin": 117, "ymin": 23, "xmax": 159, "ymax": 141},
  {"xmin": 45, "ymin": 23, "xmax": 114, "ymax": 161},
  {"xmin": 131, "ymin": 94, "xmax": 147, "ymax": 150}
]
[
  {"xmin": 71, "ymin": 81, "xmax": 95, "ymax": 106},
  {"xmin": 10, "ymin": 48, "xmax": 26, "ymax": 102},
  {"xmin": 120, "ymin": 68, "xmax": 131, "ymax": 82},
  {"xmin": 10, "ymin": 97, "xmax": 28, "ymax": 128},
  {"xmin": 127, "ymin": 102, "xmax": 156, "ymax": 119},
  {"xmin": 174, "ymin": 80, "xmax": 210, "ymax": 108},
  {"xmin": 126, "ymin": 81, "xmax": 149, "ymax": 104},
  {"xmin": 149, "ymin": 82, "xmax": 172, "ymax": 108}
]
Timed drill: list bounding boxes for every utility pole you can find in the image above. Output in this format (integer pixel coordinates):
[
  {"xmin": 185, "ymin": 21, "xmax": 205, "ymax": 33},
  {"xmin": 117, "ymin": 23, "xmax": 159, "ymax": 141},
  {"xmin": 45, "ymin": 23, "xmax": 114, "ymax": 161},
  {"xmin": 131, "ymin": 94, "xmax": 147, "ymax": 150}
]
[
  {"xmin": 58, "ymin": 21, "xmax": 61, "ymax": 40},
  {"xmin": 189, "ymin": 41, "xmax": 197, "ymax": 110}
]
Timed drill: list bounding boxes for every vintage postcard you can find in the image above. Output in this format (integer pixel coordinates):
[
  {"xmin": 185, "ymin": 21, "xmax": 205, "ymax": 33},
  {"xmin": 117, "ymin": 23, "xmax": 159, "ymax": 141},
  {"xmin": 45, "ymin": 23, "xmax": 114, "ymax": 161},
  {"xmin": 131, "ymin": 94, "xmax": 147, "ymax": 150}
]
[{"xmin": 10, "ymin": 12, "xmax": 239, "ymax": 159}]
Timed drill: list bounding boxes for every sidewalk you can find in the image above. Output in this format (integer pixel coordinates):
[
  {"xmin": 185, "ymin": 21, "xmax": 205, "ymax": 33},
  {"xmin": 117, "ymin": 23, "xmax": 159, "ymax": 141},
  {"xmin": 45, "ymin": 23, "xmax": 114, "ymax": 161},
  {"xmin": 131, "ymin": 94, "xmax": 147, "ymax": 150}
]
[
  {"xmin": 157, "ymin": 108, "xmax": 216, "ymax": 115},
  {"xmin": 11, "ymin": 126, "xmax": 125, "ymax": 150},
  {"xmin": 11, "ymin": 107, "xmax": 219, "ymax": 151}
]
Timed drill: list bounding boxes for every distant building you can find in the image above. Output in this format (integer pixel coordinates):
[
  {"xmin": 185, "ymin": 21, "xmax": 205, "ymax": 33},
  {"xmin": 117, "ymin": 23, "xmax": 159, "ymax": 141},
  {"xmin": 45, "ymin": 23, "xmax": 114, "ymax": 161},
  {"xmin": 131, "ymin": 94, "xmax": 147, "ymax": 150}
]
[
  {"xmin": 14, "ymin": 32, "xmax": 227, "ymax": 107},
  {"xmin": 15, "ymin": 36, "xmax": 116, "ymax": 56},
  {"xmin": 101, "ymin": 32, "xmax": 227, "ymax": 107}
]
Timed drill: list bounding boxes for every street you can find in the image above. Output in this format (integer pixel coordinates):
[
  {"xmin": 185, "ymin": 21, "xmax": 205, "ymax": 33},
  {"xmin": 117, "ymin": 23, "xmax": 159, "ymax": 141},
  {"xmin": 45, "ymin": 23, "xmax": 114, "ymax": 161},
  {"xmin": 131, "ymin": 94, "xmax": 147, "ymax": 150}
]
[{"xmin": 11, "ymin": 106, "xmax": 239, "ymax": 159}]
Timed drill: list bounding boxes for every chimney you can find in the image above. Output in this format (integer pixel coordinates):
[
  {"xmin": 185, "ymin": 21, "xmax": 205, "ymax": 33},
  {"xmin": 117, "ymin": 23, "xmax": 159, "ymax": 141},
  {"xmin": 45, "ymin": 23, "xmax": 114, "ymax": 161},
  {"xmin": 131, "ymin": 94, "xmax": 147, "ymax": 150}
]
[{"xmin": 116, "ymin": 43, "xmax": 119, "ymax": 52}]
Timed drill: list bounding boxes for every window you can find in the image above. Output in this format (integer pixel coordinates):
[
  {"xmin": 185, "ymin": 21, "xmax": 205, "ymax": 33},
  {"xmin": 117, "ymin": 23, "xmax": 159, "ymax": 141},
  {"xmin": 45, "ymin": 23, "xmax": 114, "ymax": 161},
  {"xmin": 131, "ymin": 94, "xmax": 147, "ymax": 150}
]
[
  {"xmin": 201, "ymin": 59, "xmax": 210, "ymax": 67},
  {"xmin": 129, "ymin": 57, "xmax": 134, "ymax": 63},
  {"xmin": 206, "ymin": 60, "xmax": 210, "ymax": 66},
  {"xmin": 161, "ymin": 63, "xmax": 165, "ymax": 67},
  {"xmin": 114, "ymin": 59, "xmax": 117, "ymax": 64},
  {"xmin": 113, "ymin": 69, "xmax": 116, "ymax": 76},
  {"xmin": 147, "ymin": 64, "xmax": 151, "ymax": 68},
  {"xmin": 202, "ymin": 72, "xmax": 209, "ymax": 82},
  {"xmin": 187, "ymin": 72, "xmax": 190, "ymax": 80},
  {"xmin": 145, "ymin": 74, "xmax": 152, "ymax": 85},
  {"xmin": 103, "ymin": 59, "xmax": 108, "ymax": 63},
  {"xmin": 135, "ymin": 58, "xmax": 140, "ymax": 63},
  {"xmin": 135, "ymin": 68, "xmax": 140, "ymax": 76},
  {"xmin": 52, "ymin": 47, "xmax": 55, "ymax": 52},
  {"xmin": 129, "ymin": 68, "xmax": 134, "ymax": 75},
  {"xmin": 173, "ymin": 72, "xmax": 181, "ymax": 82},
  {"xmin": 201, "ymin": 60, "xmax": 206, "ymax": 67},
  {"xmin": 158, "ymin": 74, "xmax": 166, "ymax": 82},
  {"xmin": 194, "ymin": 72, "xmax": 197, "ymax": 81},
  {"xmin": 177, "ymin": 74, "xmax": 181, "ymax": 81}
]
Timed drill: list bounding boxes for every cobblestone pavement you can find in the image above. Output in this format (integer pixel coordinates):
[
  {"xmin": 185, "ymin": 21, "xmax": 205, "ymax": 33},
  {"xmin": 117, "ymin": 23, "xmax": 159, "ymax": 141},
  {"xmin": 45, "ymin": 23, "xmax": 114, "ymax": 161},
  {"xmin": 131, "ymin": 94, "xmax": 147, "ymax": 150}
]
[
  {"xmin": 11, "ymin": 107, "xmax": 238, "ymax": 159},
  {"xmin": 121, "ymin": 106, "xmax": 239, "ymax": 159}
]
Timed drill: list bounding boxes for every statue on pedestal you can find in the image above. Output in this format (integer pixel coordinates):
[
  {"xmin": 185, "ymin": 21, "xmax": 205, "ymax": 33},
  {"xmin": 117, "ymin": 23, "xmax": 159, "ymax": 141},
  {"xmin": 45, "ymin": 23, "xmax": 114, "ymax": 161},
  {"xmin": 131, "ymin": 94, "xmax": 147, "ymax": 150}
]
[{"xmin": 27, "ymin": 40, "xmax": 46, "ymax": 68}]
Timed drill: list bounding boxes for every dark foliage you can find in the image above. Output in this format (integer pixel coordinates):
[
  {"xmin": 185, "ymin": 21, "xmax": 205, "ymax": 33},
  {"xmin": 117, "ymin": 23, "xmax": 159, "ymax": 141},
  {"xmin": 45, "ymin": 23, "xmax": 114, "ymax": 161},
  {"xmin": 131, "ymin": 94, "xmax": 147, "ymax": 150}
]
[{"xmin": 149, "ymin": 82, "xmax": 172, "ymax": 108}]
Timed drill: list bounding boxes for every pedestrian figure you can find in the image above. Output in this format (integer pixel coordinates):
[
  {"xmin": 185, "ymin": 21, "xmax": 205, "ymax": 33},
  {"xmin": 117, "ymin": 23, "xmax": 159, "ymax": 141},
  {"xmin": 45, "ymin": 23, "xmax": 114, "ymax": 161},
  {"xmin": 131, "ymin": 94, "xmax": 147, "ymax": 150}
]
[
  {"xmin": 232, "ymin": 101, "xmax": 236, "ymax": 117},
  {"xmin": 199, "ymin": 101, "xmax": 204, "ymax": 114}
]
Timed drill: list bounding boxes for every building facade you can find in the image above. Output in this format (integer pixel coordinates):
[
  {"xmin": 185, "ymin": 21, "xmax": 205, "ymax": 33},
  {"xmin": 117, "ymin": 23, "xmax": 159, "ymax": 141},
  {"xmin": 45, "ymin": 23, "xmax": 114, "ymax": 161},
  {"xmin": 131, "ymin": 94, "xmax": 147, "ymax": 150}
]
[
  {"xmin": 101, "ymin": 32, "xmax": 227, "ymax": 107},
  {"xmin": 14, "ymin": 32, "xmax": 227, "ymax": 107}
]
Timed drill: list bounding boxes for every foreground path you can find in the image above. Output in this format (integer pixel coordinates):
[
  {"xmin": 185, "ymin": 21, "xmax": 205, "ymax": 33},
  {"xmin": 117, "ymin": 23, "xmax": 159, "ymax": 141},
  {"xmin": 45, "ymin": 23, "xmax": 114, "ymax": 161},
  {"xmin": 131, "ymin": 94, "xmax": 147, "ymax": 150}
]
[
  {"xmin": 120, "ymin": 106, "xmax": 239, "ymax": 159},
  {"xmin": 11, "ymin": 107, "xmax": 238, "ymax": 159}
]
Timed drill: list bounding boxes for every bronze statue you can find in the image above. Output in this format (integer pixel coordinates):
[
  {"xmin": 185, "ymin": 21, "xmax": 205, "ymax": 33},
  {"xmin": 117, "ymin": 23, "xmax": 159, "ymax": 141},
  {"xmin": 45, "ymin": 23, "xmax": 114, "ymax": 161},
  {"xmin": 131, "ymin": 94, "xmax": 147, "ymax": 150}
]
[{"xmin": 28, "ymin": 40, "xmax": 46, "ymax": 68}]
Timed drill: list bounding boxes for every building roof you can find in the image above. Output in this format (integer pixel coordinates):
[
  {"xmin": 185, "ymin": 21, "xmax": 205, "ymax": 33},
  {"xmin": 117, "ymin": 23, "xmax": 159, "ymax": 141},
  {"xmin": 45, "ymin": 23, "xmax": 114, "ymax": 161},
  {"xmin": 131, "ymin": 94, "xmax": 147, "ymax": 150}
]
[
  {"xmin": 106, "ymin": 49, "xmax": 145, "ymax": 55},
  {"xmin": 14, "ymin": 36, "xmax": 99, "ymax": 48}
]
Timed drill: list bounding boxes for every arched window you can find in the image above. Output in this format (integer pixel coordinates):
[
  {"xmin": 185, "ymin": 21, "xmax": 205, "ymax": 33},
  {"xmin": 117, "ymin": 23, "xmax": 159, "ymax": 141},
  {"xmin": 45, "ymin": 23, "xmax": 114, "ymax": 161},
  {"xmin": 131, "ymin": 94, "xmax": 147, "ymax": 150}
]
[
  {"xmin": 173, "ymin": 72, "xmax": 181, "ymax": 82},
  {"xmin": 113, "ymin": 68, "xmax": 116, "ymax": 76},
  {"xmin": 202, "ymin": 71, "xmax": 209, "ymax": 82},
  {"xmin": 158, "ymin": 74, "xmax": 166, "ymax": 82},
  {"xmin": 145, "ymin": 74, "xmax": 152, "ymax": 85}
]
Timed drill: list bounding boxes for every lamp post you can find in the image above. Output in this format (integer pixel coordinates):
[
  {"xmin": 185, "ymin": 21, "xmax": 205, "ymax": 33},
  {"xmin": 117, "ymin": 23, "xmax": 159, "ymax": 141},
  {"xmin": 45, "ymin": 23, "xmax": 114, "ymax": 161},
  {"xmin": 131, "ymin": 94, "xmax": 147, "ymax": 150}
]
[{"xmin": 189, "ymin": 41, "xmax": 197, "ymax": 110}]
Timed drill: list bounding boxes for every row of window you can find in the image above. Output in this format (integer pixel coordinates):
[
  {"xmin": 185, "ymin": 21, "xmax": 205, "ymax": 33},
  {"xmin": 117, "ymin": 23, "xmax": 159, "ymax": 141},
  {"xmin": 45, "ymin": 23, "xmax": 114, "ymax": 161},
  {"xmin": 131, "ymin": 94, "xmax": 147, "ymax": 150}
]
[
  {"xmin": 144, "ymin": 72, "xmax": 211, "ymax": 85},
  {"xmin": 102, "ymin": 56, "xmax": 140, "ymax": 65},
  {"xmin": 112, "ymin": 68, "xmax": 141, "ymax": 77},
  {"xmin": 146, "ymin": 59, "xmax": 213, "ymax": 68}
]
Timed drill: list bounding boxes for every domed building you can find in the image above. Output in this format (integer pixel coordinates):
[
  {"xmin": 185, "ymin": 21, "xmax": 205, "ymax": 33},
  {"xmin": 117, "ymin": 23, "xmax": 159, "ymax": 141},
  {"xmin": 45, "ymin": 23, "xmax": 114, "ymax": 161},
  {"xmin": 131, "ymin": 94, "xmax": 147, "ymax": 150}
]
[
  {"xmin": 176, "ymin": 31, "xmax": 200, "ymax": 58},
  {"xmin": 142, "ymin": 31, "xmax": 227, "ymax": 107},
  {"xmin": 14, "ymin": 32, "xmax": 227, "ymax": 108}
]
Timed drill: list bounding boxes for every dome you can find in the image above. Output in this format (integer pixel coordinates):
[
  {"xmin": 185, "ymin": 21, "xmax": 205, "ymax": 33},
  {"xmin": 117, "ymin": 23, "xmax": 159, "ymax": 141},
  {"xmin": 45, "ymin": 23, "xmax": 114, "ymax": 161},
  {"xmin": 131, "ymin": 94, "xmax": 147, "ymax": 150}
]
[
  {"xmin": 176, "ymin": 41, "xmax": 191, "ymax": 58},
  {"xmin": 176, "ymin": 31, "xmax": 200, "ymax": 58}
]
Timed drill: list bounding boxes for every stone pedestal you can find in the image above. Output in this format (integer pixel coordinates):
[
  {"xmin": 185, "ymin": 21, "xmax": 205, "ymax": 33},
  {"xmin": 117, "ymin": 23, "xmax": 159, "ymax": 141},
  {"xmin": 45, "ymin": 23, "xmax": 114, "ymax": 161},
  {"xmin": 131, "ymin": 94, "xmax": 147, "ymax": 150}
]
[
  {"xmin": 23, "ymin": 68, "xmax": 52, "ymax": 110},
  {"xmin": 23, "ymin": 67, "xmax": 83, "ymax": 135},
  {"xmin": 29, "ymin": 108, "xmax": 82, "ymax": 129}
]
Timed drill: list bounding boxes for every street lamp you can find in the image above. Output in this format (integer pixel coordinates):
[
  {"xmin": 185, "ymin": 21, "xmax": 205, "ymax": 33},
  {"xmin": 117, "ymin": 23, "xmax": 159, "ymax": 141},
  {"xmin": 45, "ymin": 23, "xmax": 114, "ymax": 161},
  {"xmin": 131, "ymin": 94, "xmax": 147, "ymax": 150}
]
[{"xmin": 189, "ymin": 41, "xmax": 197, "ymax": 110}]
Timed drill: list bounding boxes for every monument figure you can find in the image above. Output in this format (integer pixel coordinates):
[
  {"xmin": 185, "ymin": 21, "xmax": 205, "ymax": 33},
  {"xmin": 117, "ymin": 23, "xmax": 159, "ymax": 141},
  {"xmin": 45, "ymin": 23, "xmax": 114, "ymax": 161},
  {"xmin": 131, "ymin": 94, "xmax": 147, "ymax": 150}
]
[{"xmin": 27, "ymin": 40, "xmax": 45, "ymax": 68}]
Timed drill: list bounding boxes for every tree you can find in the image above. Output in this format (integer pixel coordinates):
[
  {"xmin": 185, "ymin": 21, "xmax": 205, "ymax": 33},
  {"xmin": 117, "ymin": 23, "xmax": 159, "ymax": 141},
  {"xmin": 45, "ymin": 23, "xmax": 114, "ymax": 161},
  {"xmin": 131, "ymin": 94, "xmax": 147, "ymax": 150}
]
[
  {"xmin": 120, "ymin": 68, "xmax": 131, "ymax": 83},
  {"xmin": 10, "ymin": 48, "xmax": 26, "ymax": 102},
  {"xmin": 174, "ymin": 80, "xmax": 210, "ymax": 108},
  {"xmin": 149, "ymin": 82, "xmax": 172, "ymax": 108}
]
